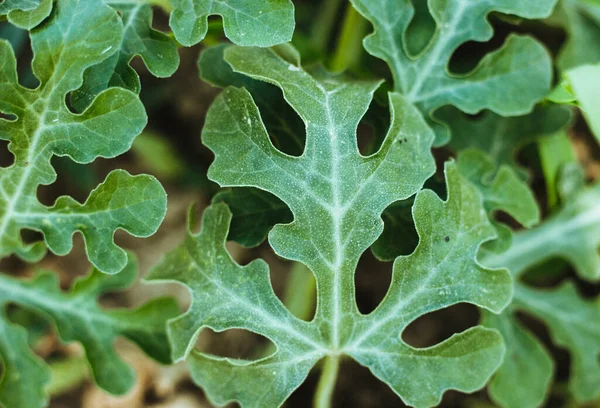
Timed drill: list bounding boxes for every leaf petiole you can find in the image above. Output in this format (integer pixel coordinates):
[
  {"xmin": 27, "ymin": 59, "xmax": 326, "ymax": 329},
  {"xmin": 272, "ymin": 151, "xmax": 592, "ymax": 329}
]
[{"xmin": 314, "ymin": 355, "xmax": 341, "ymax": 408}]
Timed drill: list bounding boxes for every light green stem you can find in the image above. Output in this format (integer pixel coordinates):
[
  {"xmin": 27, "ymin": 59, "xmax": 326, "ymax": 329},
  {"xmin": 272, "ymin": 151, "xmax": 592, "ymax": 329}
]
[
  {"xmin": 314, "ymin": 355, "xmax": 340, "ymax": 408},
  {"xmin": 329, "ymin": 3, "xmax": 368, "ymax": 72},
  {"xmin": 310, "ymin": 0, "xmax": 344, "ymax": 53},
  {"xmin": 47, "ymin": 356, "xmax": 89, "ymax": 396}
]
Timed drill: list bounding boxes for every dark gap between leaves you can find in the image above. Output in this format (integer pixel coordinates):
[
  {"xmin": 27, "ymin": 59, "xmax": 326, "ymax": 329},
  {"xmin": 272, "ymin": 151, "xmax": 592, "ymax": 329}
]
[
  {"xmin": 195, "ymin": 328, "xmax": 274, "ymax": 361},
  {"xmin": 401, "ymin": 303, "xmax": 480, "ymax": 348}
]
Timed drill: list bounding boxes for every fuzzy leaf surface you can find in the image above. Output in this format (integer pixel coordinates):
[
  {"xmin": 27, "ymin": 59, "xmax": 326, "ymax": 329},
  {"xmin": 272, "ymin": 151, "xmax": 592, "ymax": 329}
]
[
  {"xmin": 350, "ymin": 0, "xmax": 555, "ymax": 145},
  {"xmin": 170, "ymin": 0, "xmax": 295, "ymax": 47},
  {"xmin": 373, "ymin": 136, "xmax": 543, "ymax": 261},
  {"xmin": 0, "ymin": 0, "xmax": 167, "ymax": 273},
  {"xmin": 0, "ymin": 255, "xmax": 180, "ymax": 407},
  {"xmin": 150, "ymin": 46, "xmax": 512, "ymax": 408}
]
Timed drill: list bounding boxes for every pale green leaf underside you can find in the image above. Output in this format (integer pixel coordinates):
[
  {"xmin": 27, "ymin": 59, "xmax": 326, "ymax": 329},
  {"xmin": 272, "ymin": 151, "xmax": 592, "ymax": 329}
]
[
  {"xmin": 0, "ymin": 0, "xmax": 167, "ymax": 273},
  {"xmin": 150, "ymin": 46, "xmax": 512, "ymax": 408},
  {"xmin": 170, "ymin": 0, "xmax": 295, "ymax": 47},
  {"xmin": 567, "ymin": 63, "xmax": 600, "ymax": 143},
  {"xmin": 351, "ymin": 0, "xmax": 555, "ymax": 145},
  {"xmin": 0, "ymin": 0, "xmax": 52, "ymax": 29},
  {"xmin": 0, "ymin": 255, "xmax": 180, "ymax": 408}
]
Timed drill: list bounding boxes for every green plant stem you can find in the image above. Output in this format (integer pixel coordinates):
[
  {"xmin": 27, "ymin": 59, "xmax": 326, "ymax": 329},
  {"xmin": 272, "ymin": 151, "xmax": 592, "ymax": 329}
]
[
  {"xmin": 329, "ymin": 3, "xmax": 368, "ymax": 72},
  {"xmin": 310, "ymin": 0, "xmax": 343, "ymax": 53},
  {"xmin": 314, "ymin": 355, "xmax": 340, "ymax": 408},
  {"xmin": 538, "ymin": 130, "xmax": 575, "ymax": 210},
  {"xmin": 47, "ymin": 356, "xmax": 89, "ymax": 396}
]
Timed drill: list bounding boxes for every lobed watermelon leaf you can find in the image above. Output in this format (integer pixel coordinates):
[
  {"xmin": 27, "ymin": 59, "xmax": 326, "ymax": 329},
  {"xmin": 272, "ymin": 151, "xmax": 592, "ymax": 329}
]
[
  {"xmin": 149, "ymin": 46, "xmax": 513, "ymax": 408},
  {"xmin": 0, "ymin": 0, "xmax": 167, "ymax": 273},
  {"xmin": 350, "ymin": 0, "xmax": 556, "ymax": 145}
]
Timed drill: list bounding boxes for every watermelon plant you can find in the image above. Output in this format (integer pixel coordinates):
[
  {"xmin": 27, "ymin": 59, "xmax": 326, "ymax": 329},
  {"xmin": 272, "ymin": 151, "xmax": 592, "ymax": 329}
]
[{"xmin": 1, "ymin": 0, "xmax": 599, "ymax": 407}]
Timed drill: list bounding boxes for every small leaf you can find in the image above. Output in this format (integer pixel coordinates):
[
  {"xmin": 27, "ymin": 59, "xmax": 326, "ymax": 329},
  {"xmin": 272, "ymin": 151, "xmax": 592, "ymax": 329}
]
[
  {"xmin": 482, "ymin": 179, "xmax": 600, "ymax": 407},
  {"xmin": 170, "ymin": 0, "xmax": 295, "ymax": 47},
  {"xmin": 350, "ymin": 0, "xmax": 556, "ymax": 145},
  {"xmin": 71, "ymin": 2, "xmax": 180, "ymax": 111},
  {"xmin": 0, "ymin": 319, "xmax": 50, "ymax": 408},
  {"xmin": 482, "ymin": 309, "xmax": 553, "ymax": 408},
  {"xmin": 486, "ymin": 182, "xmax": 600, "ymax": 281},
  {"xmin": 554, "ymin": 0, "xmax": 600, "ymax": 71},
  {"xmin": 0, "ymin": 254, "xmax": 180, "ymax": 406},
  {"xmin": 0, "ymin": 0, "xmax": 52, "ymax": 29},
  {"xmin": 0, "ymin": 0, "xmax": 167, "ymax": 273},
  {"xmin": 566, "ymin": 63, "xmax": 600, "ymax": 142},
  {"xmin": 514, "ymin": 284, "xmax": 600, "ymax": 403},
  {"xmin": 442, "ymin": 105, "xmax": 572, "ymax": 178}
]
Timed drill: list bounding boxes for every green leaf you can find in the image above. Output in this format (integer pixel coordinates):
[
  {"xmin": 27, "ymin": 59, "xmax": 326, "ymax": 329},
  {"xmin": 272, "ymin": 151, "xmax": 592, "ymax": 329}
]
[
  {"xmin": 566, "ymin": 63, "xmax": 600, "ymax": 142},
  {"xmin": 199, "ymin": 44, "xmax": 302, "ymax": 247},
  {"xmin": 350, "ymin": 0, "xmax": 555, "ymax": 145},
  {"xmin": 0, "ymin": 0, "xmax": 52, "ymax": 29},
  {"xmin": 149, "ymin": 46, "xmax": 512, "ymax": 407},
  {"xmin": 71, "ymin": 2, "xmax": 180, "ymax": 111},
  {"xmin": 484, "ymin": 282, "xmax": 600, "ymax": 408},
  {"xmin": 538, "ymin": 130, "xmax": 576, "ymax": 209},
  {"xmin": 482, "ymin": 309, "xmax": 553, "ymax": 408},
  {"xmin": 370, "ymin": 198, "xmax": 418, "ymax": 261},
  {"xmin": 0, "ymin": 319, "xmax": 50, "ymax": 408},
  {"xmin": 0, "ymin": 254, "xmax": 180, "ymax": 407},
  {"xmin": 554, "ymin": 0, "xmax": 600, "ymax": 71},
  {"xmin": 486, "ymin": 182, "xmax": 600, "ymax": 281},
  {"xmin": 456, "ymin": 149, "xmax": 540, "ymax": 255},
  {"xmin": 0, "ymin": 0, "xmax": 167, "ymax": 273},
  {"xmin": 170, "ymin": 0, "xmax": 295, "ymax": 47},
  {"xmin": 513, "ymin": 284, "xmax": 600, "ymax": 403},
  {"xmin": 212, "ymin": 187, "xmax": 292, "ymax": 248},
  {"xmin": 373, "ymin": 126, "xmax": 544, "ymax": 262},
  {"xmin": 482, "ymin": 179, "xmax": 600, "ymax": 407},
  {"xmin": 442, "ymin": 105, "xmax": 572, "ymax": 179}
]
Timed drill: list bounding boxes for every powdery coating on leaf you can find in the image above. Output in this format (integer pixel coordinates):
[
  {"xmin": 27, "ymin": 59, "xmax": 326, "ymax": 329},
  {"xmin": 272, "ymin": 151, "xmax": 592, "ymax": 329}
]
[
  {"xmin": 0, "ymin": 255, "xmax": 180, "ymax": 408},
  {"xmin": 0, "ymin": 0, "xmax": 167, "ymax": 273},
  {"xmin": 150, "ymin": 46, "xmax": 513, "ymax": 408},
  {"xmin": 170, "ymin": 0, "xmax": 295, "ymax": 47},
  {"xmin": 350, "ymin": 0, "xmax": 555, "ymax": 145}
]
